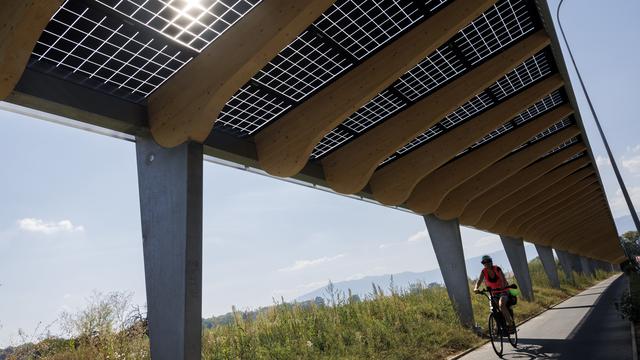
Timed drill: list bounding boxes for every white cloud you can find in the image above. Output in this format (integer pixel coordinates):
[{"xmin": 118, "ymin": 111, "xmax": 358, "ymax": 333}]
[
  {"xmin": 407, "ymin": 229, "xmax": 429, "ymax": 243},
  {"xmin": 595, "ymin": 155, "xmax": 611, "ymax": 167},
  {"xmin": 278, "ymin": 254, "xmax": 345, "ymax": 272},
  {"xmin": 476, "ymin": 235, "xmax": 501, "ymax": 247},
  {"xmin": 344, "ymin": 273, "xmax": 365, "ymax": 281},
  {"xmin": 622, "ymin": 155, "xmax": 640, "ymax": 174},
  {"xmin": 610, "ymin": 187, "xmax": 640, "ymax": 218},
  {"xmin": 17, "ymin": 218, "xmax": 84, "ymax": 235}
]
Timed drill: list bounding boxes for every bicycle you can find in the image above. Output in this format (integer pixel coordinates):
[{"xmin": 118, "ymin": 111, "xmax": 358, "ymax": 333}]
[{"xmin": 475, "ymin": 285, "xmax": 519, "ymax": 357}]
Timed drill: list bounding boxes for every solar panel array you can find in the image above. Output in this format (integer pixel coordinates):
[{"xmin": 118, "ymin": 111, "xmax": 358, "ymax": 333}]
[
  {"xmin": 215, "ymin": 0, "xmax": 536, "ymax": 144},
  {"xmin": 29, "ymin": 0, "xmax": 578, "ymax": 176}
]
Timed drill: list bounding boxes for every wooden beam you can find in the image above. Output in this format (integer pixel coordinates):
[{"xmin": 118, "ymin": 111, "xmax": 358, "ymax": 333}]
[
  {"xmin": 550, "ymin": 212, "xmax": 614, "ymax": 248},
  {"xmin": 489, "ymin": 170, "xmax": 595, "ymax": 233},
  {"xmin": 0, "ymin": 0, "xmax": 63, "ymax": 99},
  {"xmin": 459, "ymin": 144, "xmax": 586, "ymax": 225},
  {"xmin": 434, "ymin": 124, "xmax": 579, "ymax": 220},
  {"xmin": 320, "ymin": 30, "xmax": 551, "ymax": 194},
  {"xmin": 405, "ymin": 106, "xmax": 574, "ymax": 214},
  {"xmin": 370, "ymin": 75, "xmax": 564, "ymax": 205},
  {"xmin": 474, "ymin": 159, "xmax": 590, "ymax": 229},
  {"xmin": 518, "ymin": 187, "xmax": 602, "ymax": 236},
  {"xmin": 254, "ymin": 0, "xmax": 498, "ymax": 177},
  {"xmin": 528, "ymin": 204, "xmax": 608, "ymax": 243},
  {"xmin": 522, "ymin": 194, "xmax": 606, "ymax": 241},
  {"xmin": 505, "ymin": 179, "xmax": 600, "ymax": 235},
  {"xmin": 148, "ymin": 0, "xmax": 334, "ymax": 147}
]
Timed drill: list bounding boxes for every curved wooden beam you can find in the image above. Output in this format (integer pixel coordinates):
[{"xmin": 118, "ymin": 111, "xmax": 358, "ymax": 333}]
[
  {"xmin": 459, "ymin": 144, "xmax": 586, "ymax": 225},
  {"xmin": 518, "ymin": 187, "xmax": 602, "ymax": 236},
  {"xmin": 255, "ymin": 0, "xmax": 498, "ymax": 177},
  {"xmin": 524, "ymin": 196, "xmax": 607, "ymax": 242},
  {"xmin": 504, "ymin": 179, "xmax": 600, "ymax": 235},
  {"xmin": 530, "ymin": 205, "xmax": 608, "ymax": 243},
  {"xmin": 369, "ymin": 75, "xmax": 564, "ymax": 205},
  {"xmin": 405, "ymin": 106, "xmax": 574, "ymax": 214},
  {"xmin": 551, "ymin": 214, "xmax": 614, "ymax": 249},
  {"xmin": 320, "ymin": 30, "xmax": 551, "ymax": 194},
  {"xmin": 489, "ymin": 171, "xmax": 595, "ymax": 233},
  {"xmin": 148, "ymin": 0, "xmax": 334, "ymax": 147},
  {"xmin": 0, "ymin": 0, "xmax": 63, "ymax": 99},
  {"xmin": 573, "ymin": 232, "xmax": 622, "ymax": 259},
  {"xmin": 434, "ymin": 124, "xmax": 579, "ymax": 220},
  {"xmin": 474, "ymin": 159, "xmax": 591, "ymax": 229}
]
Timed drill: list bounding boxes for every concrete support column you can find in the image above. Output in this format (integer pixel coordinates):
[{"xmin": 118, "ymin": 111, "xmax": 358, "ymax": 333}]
[
  {"xmin": 136, "ymin": 137, "xmax": 203, "ymax": 360},
  {"xmin": 568, "ymin": 253, "xmax": 583, "ymax": 274},
  {"xmin": 555, "ymin": 249, "xmax": 574, "ymax": 282},
  {"xmin": 580, "ymin": 256, "xmax": 594, "ymax": 277},
  {"xmin": 535, "ymin": 244, "xmax": 560, "ymax": 288},
  {"xmin": 500, "ymin": 236, "xmax": 534, "ymax": 301},
  {"xmin": 423, "ymin": 215, "xmax": 474, "ymax": 327}
]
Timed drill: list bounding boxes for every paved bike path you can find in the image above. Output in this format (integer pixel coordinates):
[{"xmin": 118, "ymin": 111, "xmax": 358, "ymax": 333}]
[{"xmin": 459, "ymin": 274, "xmax": 632, "ymax": 359}]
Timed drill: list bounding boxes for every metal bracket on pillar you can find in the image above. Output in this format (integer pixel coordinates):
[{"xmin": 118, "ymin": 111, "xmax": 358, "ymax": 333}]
[
  {"xmin": 136, "ymin": 137, "xmax": 203, "ymax": 360},
  {"xmin": 423, "ymin": 215, "xmax": 474, "ymax": 327},
  {"xmin": 500, "ymin": 236, "xmax": 534, "ymax": 301}
]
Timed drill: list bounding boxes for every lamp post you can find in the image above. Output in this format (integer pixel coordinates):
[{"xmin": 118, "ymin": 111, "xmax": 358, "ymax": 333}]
[{"xmin": 557, "ymin": 0, "xmax": 640, "ymax": 233}]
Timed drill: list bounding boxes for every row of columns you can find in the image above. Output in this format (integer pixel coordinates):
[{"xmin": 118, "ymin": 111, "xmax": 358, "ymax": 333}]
[
  {"xmin": 423, "ymin": 215, "xmax": 618, "ymax": 327},
  {"xmin": 133, "ymin": 137, "xmax": 621, "ymax": 358}
]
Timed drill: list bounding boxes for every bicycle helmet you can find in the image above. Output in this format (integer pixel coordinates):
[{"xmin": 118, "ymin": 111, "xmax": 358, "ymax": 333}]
[{"xmin": 481, "ymin": 255, "xmax": 493, "ymax": 264}]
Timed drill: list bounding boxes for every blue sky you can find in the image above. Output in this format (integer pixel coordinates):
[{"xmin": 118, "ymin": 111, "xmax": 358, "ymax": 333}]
[{"xmin": 0, "ymin": 0, "xmax": 638, "ymax": 347}]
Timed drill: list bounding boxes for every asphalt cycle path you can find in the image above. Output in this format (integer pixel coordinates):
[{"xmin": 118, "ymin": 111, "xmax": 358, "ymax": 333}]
[{"xmin": 459, "ymin": 274, "xmax": 633, "ymax": 359}]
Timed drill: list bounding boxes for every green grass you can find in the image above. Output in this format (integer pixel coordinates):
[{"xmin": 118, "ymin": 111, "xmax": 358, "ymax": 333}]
[{"xmin": 5, "ymin": 260, "xmax": 615, "ymax": 360}]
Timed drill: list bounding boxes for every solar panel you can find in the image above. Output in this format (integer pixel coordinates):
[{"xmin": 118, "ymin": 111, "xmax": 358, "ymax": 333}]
[
  {"xmin": 513, "ymin": 90, "xmax": 564, "ymax": 125},
  {"xmin": 93, "ymin": 0, "xmax": 261, "ymax": 51},
  {"xmin": 252, "ymin": 30, "xmax": 353, "ymax": 102},
  {"xmin": 455, "ymin": 0, "xmax": 534, "ymax": 65},
  {"xmin": 547, "ymin": 138, "xmax": 580, "ymax": 156},
  {"xmin": 304, "ymin": 0, "xmax": 540, "ymax": 161},
  {"xmin": 31, "ymin": 0, "xmax": 193, "ymax": 101},
  {"xmin": 311, "ymin": 128, "xmax": 354, "ymax": 158},
  {"xmin": 314, "ymin": 0, "xmax": 424, "ymax": 60},
  {"xmin": 215, "ymin": 83, "xmax": 291, "ymax": 135},
  {"xmin": 529, "ymin": 117, "xmax": 574, "ymax": 142}
]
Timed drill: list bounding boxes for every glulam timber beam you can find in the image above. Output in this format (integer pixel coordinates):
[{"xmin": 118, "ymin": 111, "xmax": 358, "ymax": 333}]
[
  {"xmin": 509, "ymin": 186, "xmax": 602, "ymax": 241},
  {"xmin": 572, "ymin": 230, "xmax": 622, "ymax": 259},
  {"xmin": 489, "ymin": 170, "xmax": 596, "ymax": 233},
  {"xmin": 405, "ymin": 106, "xmax": 574, "ymax": 214},
  {"xmin": 549, "ymin": 212, "xmax": 613, "ymax": 247},
  {"xmin": 504, "ymin": 179, "xmax": 600, "ymax": 235},
  {"xmin": 525, "ymin": 197, "xmax": 607, "ymax": 242},
  {"xmin": 148, "ymin": 0, "xmax": 334, "ymax": 147},
  {"xmin": 529, "ymin": 205, "xmax": 609, "ymax": 244},
  {"xmin": 434, "ymin": 124, "xmax": 579, "ymax": 220},
  {"xmin": 370, "ymin": 75, "xmax": 564, "ymax": 205},
  {"xmin": 474, "ymin": 158, "xmax": 590, "ymax": 229},
  {"xmin": 319, "ymin": 30, "xmax": 550, "ymax": 194},
  {"xmin": 0, "ymin": 1, "xmax": 63, "ymax": 99},
  {"xmin": 255, "ymin": 0, "xmax": 498, "ymax": 177},
  {"xmin": 518, "ymin": 187, "xmax": 602, "ymax": 235},
  {"xmin": 459, "ymin": 144, "xmax": 586, "ymax": 225}
]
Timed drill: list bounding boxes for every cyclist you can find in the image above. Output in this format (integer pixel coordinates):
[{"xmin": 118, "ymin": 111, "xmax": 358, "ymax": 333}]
[{"xmin": 473, "ymin": 255, "xmax": 515, "ymax": 332}]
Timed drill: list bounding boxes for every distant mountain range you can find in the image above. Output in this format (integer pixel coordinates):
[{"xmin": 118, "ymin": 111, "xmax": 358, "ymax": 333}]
[{"xmin": 295, "ymin": 246, "xmax": 537, "ymax": 302}]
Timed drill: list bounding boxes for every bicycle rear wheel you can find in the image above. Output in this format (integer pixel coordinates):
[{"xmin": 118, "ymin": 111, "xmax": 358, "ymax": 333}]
[{"xmin": 488, "ymin": 313, "xmax": 504, "ymax": 357}]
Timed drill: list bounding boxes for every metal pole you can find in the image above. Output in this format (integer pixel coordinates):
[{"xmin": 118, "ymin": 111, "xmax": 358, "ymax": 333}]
[{"xmin": 557, "ymin": 0, "xmax": 640, "ymax": 233}]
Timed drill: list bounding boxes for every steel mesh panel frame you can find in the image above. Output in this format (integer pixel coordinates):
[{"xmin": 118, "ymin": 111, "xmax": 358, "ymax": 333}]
[
  {"xmin": 31, "ymin": 0, "xmax": 193, "ymax": 101},
  {"xmin": 92, "ymin": 0, "xmax": 261, "ymax": 51}
]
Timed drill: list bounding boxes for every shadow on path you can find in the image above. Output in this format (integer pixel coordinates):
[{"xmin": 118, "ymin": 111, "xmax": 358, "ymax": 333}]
[{"xmin": 499, "ymin": 276, "xmax": 631, "ymax": 359}]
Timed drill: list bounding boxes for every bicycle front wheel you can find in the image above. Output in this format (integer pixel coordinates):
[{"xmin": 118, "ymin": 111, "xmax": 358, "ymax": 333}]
[{"xmin": 488, "ymin": 313, "xmax": 504, "ymax": 357}]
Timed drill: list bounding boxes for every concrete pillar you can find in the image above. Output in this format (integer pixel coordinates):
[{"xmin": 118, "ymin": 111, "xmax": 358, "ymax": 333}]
[
  {"xmin": 568, "ymin": 252, "xmax": 583, "ymax": 274},
  {"xmin": 423, "ymin": 215, "xmax": 474, "ymax": 327},
  {"xmin": 555, "ymin": 249, "xmax": 574, "ymax": 282},
  {"xmin": 500, "ymin": 236, "xmax": 534, "ymax": 301},
  {"xmin": 136, "ymin": 137, "xmax": 203, "ymax": 360},
  {"xmin": 580, "ymin": 256, "xmax": 594, "ymax": 277},
  {"xmin": 535, "ymin": 244, "xmax": 560, "ymax": 288}
]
